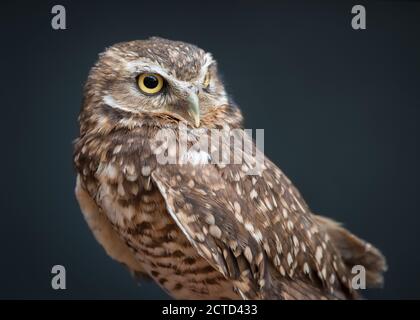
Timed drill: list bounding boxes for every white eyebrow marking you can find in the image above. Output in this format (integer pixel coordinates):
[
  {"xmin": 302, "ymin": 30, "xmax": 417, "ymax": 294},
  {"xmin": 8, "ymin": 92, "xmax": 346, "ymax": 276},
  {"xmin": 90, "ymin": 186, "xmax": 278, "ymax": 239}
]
[
  {"xmin": 125, "ymin": 60, "xmax": 193, "ymax": 91},
  {"xmin": 103, "ymin": 95, "xmax": 133, "ymax": 113},
  {"xmin": 125, "ymin": 53, "xmax": 215, "ymax": 87},
  {"xmin": 125, "ymin": 60, "xmax": 172, "ymax": 78},
  {"xmin": 198, "ymin": 53, "xmax": 214, "ymax": 83}
]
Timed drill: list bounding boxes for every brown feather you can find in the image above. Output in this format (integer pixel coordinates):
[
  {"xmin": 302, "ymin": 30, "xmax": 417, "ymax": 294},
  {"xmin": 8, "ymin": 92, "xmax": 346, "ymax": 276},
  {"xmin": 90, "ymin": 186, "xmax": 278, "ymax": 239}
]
[{"xmin": 74, "ymin": 38, "xmax": 386, "ymax": 300}]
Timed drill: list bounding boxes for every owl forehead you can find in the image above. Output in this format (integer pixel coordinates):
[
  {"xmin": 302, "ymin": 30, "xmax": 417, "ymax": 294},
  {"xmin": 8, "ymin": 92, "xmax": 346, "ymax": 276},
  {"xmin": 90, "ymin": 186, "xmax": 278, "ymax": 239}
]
[{"xmin": 108, "ymin": 38, "xmax": 212, "ymax": 81}]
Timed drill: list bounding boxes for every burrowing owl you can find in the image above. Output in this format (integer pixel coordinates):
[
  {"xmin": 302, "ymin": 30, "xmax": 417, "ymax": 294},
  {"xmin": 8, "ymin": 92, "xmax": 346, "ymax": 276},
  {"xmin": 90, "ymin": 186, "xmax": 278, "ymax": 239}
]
[{"xmin": 74, "ymin": 37, "xmax": 386, "ymax": 299}]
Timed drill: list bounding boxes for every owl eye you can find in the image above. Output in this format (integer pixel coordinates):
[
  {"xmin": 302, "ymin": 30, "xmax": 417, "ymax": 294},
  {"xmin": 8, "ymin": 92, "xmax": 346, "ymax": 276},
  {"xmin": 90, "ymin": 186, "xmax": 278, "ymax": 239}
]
[
  {"xmin": 203, "ymin": 72, "xmax": 211, "ymax": 89},
  {"xmin": 137, "ymin": 73, "xmax": 164, "ymax": 94}
]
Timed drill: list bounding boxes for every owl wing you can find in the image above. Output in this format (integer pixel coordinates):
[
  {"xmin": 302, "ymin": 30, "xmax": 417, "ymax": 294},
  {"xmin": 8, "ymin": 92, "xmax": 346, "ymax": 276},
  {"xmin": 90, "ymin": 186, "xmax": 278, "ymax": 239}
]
[
  {"xmin": 151, "ymin": 131, "xmax": 385, "ymax": 299},
  {"xmin": 75, "ymin": 175, "xmax": 149, "ymax": 280}
]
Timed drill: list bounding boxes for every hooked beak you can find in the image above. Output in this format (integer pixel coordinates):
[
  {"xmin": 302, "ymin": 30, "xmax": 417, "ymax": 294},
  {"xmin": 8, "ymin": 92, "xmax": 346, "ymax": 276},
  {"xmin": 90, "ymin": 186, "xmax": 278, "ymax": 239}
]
[
  {"xmin": 163, "ymin": 89, "xmax": 201, "ymax": 127},
  {"xmin": 187, "ymin": 92, "xmax": 200, "ymax": 128}
]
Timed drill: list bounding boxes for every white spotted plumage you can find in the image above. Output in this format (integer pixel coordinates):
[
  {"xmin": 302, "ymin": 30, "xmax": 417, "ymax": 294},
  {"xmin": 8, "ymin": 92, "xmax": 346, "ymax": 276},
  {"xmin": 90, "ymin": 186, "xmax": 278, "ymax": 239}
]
[{"xmin": 74, "ymin": 37, "xmax": 386, "ymax": 300}]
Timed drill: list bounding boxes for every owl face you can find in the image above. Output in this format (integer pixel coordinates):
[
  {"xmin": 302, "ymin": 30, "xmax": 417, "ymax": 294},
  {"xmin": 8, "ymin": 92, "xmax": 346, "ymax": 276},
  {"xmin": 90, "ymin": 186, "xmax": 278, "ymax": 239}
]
[{"xmin": 85, "ymin": 37, "xmax": 229, "ymax": 129}]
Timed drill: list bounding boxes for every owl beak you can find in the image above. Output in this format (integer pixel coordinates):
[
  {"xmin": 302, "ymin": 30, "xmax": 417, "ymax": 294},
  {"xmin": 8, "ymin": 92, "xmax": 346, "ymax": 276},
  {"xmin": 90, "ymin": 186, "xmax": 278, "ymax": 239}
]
[
  {"xmin": 165, "ymin": 91, "xmax": 201, "ymax": 127},
  {"xmin": 187, "ymin": 93, "xmax": 200, "ymax": 127}
]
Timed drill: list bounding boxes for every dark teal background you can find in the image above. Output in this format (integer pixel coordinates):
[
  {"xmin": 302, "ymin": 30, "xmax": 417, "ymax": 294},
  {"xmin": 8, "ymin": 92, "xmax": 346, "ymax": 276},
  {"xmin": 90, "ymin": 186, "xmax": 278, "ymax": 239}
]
[{"xmin": 1, "ymin": 0, "xmax": 419, "ymax": 299}]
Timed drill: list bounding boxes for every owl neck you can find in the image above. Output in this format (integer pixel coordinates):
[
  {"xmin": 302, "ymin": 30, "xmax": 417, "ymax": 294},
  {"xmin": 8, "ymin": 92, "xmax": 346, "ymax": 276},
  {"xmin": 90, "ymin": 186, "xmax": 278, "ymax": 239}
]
[{"xmin": 74, "ymin": 104, "xmax": 245, "ymax": 180}]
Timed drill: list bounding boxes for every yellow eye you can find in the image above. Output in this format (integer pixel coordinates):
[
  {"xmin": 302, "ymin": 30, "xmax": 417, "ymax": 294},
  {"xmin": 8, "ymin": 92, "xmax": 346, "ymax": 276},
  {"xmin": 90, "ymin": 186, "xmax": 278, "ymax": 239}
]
[
  {"xmin": 137, "ymin": 73, "xmax": 164, "ymax": 94},
  {"xmin": 203, "ymin": 72, "xmax": 211, "ymax": 88}
]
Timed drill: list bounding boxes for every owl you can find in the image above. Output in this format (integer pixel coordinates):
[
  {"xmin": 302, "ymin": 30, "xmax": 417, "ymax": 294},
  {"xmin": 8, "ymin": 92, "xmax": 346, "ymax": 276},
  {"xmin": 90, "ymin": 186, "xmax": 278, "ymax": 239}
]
[{"xmin": 73, "ymin": 37, "xmax": 386, "ymax": 299}]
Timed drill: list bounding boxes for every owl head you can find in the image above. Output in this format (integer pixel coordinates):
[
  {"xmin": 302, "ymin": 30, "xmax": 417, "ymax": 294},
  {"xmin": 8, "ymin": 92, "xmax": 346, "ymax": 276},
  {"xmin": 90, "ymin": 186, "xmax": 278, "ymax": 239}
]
[{"xmin": 80, "ymin": 37, "xmax": 241, "ymax": 135}]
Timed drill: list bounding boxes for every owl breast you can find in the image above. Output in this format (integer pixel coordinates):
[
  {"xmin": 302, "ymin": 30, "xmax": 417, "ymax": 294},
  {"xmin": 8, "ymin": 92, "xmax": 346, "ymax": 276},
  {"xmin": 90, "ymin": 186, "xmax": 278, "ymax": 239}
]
[{"xmin": 94, "ymin": 159, "xmax": 239, "ymax": 299}]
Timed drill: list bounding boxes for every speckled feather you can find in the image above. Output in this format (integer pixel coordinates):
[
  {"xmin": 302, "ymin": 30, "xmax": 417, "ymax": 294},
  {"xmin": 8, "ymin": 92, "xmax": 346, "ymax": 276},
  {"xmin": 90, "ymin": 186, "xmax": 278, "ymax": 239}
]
[{"xmin": 74, "ymin": 38, "xmax": 386, "ymax": 299}]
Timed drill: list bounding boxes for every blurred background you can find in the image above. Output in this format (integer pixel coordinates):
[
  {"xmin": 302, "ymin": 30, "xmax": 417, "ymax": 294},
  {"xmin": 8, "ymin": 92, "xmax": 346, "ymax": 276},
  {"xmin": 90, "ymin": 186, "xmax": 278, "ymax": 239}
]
[{"xmin": 0, "ymin": 0, "xmax": 419, "ymax": 299}]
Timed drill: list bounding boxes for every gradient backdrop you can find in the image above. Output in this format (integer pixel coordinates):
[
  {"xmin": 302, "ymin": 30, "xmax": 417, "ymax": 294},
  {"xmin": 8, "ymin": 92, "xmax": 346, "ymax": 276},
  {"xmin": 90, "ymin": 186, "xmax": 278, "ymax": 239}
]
[{"xmin": 1, "ymin": 0, "xmax": 419, "ymax": 299}]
